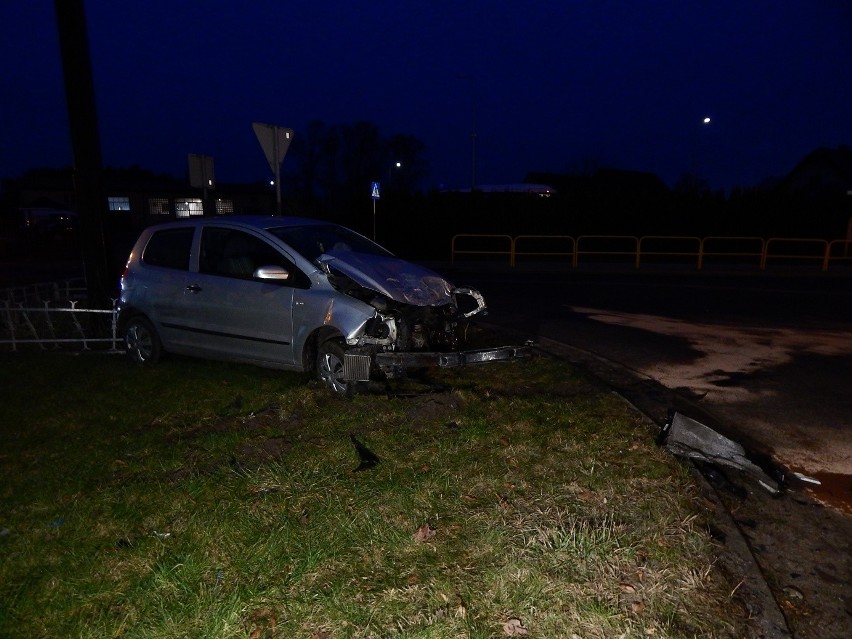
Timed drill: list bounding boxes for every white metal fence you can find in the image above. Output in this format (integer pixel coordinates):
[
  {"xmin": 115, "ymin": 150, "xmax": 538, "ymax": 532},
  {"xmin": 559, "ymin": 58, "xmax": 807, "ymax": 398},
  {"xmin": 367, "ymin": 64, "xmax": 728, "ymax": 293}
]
[{"xmin": 0, "ymin": 279, "xmax": 121, "ymax": 352}]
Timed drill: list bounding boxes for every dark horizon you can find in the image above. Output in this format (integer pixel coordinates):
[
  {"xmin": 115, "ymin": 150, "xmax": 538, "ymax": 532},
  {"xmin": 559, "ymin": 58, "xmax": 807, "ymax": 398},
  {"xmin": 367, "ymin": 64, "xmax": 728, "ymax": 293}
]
[{"xmin": 2, "ymin": 1, "xmax": 851, "ymax": 192}]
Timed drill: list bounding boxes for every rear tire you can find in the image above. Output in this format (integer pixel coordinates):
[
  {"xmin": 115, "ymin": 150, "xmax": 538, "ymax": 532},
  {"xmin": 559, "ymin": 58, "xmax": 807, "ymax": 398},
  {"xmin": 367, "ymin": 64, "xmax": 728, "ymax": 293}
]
[
  {"xmin": 316, "ymin": 339, "xmax": 349, "ymax": 395},
  {"xmin": 124, "ymin": 317, "xmax": 162, "ymax": 365}
]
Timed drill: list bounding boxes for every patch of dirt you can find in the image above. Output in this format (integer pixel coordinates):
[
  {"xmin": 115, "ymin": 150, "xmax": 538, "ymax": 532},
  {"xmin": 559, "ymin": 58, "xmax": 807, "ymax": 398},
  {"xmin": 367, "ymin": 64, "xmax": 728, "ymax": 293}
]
[
  {"xmin": 403, "ymin": 393, "xmax": 465, "ymax": 428},
  {"xmin": 157, "ymin": 406, "xmax": 323, "ymax": 483},
  {"xmin": 236, "ymin": 437, "xmax": 292, "ymax": 463}
]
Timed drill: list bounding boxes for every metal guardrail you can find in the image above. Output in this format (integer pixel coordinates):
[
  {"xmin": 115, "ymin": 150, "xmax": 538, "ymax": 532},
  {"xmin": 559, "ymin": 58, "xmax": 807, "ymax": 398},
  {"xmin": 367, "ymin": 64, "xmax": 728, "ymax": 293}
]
[
  {"xmin": 698, "ymin": 236, "xmax": 765, "ymax": 270},
  {"xmin": 761, "ymin": 238, "xmax": 829, "ymax": 270},
  {"xmin": 1, "ymin": 300, "xmax": 120, "ymax": 352},
  {"xmin": 450, "ymin": 234, "xmax": 852, "ymax": 272},
  {"xmin": 0, "ymin": 277, "xmax": 121, "ymax": 352},
  {"xmin": 573, "ymin": 235, "xmax": 637, "ymax": 268},
  {"xmin": 0, "ymin": 278, "xmax": 88, "ymax": 307},
  {"xmin": 514, "ymin": 235, "xmax": 575, "ymax": 268},
  {"xmin": 825, "ymin": 239, "xmax": 852, "ymax": 271},
  {"xmin": 451, "ymin": 234, "xmax": 514, "ymax": 264}
]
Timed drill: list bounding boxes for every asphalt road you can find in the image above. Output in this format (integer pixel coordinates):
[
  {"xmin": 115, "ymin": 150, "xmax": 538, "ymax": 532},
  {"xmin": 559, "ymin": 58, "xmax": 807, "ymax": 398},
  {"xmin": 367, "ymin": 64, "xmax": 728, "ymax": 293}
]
[{"xmin": 441, "ymin": 263, "xmax": 852, "ymax": 508}]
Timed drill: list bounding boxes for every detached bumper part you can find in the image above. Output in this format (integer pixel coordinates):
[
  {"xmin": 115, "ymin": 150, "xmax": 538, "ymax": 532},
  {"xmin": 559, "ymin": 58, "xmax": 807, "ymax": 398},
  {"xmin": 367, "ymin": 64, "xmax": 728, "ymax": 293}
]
[
  {"xmin": 375, "ymin": 345, "xmax": 532, "ymax": 379},
  {"xmin": 342, "ymin": 346, "xmax": 531, "ymax": 382}
]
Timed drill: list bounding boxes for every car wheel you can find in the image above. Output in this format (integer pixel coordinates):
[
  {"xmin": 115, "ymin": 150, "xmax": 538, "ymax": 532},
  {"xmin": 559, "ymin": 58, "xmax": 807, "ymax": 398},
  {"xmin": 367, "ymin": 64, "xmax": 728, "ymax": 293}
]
[
  {"xmin": 125, "ymin": 317, "xmax": 162, "ymax": 365},
  {"xmin": 316, "ymin": 339, "xmax": 349, "ymax": 395}
]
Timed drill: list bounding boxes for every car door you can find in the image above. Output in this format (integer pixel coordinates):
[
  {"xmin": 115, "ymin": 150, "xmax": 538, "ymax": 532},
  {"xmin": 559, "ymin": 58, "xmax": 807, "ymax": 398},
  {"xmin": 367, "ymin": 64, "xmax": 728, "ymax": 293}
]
[
  {"xmin": 175, "ymin": 226, "xmax": 307, "ymax": 367},
  {"xmin": 138, "ymin": 226, "xmax": 196, "ymax": 347}
]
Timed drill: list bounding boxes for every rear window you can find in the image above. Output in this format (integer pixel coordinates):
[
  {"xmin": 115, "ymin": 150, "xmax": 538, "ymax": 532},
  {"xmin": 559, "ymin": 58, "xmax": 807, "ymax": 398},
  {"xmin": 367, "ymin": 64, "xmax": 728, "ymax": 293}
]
[{"xmin": 142, "ymin": 228, "xmax": 194, "ymax": 270}]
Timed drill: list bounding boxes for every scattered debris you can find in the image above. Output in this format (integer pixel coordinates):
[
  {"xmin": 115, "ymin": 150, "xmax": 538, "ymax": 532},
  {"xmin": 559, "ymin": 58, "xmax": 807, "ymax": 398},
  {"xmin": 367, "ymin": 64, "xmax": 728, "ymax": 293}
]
[
  {"xmin": 659, "ymin": 412, "xmax": 780, "ymax": 494},
  {"xmin": 350, "ymin": 432, "xmax": 381, "ymax": 471},
  {"xmin": 413, "ymin": 523, "xmax": 436, "ymax": 542},
  {"xmin": 503, "ymin": 617, "xmax": 529, "ymax": 636},
  {"xmin": 245, "ymin": 607, "xmax": 277, "ymax": 639},
  {"xmin": 152, "ymin": 530, "xmax": 171, "ymax": 540},
  {"xmin": 782, "ymin": 585, "xmax": 804, "ymax": 601},
  {"xmin": 791, "ymin": 472, "xmax": 821, "ymax": 485}
]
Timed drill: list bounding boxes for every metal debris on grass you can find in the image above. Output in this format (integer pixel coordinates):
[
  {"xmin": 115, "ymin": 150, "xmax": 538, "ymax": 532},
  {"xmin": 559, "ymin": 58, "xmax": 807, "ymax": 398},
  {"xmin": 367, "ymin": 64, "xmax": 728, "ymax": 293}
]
[{"xmin": 659, "ymin": 411, "xmax": 780, "ymax": 494}]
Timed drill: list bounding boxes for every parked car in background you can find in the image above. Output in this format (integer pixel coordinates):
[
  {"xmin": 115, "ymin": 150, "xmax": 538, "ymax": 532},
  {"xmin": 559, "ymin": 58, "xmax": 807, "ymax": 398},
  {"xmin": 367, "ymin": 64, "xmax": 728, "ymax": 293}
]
[
  {"xmin": 117, "ymin": 215, "xmax": 527, "ymax": 394},
  {"xmin": 19, "ymin": 207, "xmax": 78, "ymax": 241}
]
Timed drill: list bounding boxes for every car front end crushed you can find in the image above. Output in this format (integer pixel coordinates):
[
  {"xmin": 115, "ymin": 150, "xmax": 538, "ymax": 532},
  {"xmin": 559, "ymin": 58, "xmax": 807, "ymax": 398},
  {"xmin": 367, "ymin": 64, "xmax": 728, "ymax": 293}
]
[{"xmin": 314, "ymin": 256, "xmax": 532, "ymax": 385}]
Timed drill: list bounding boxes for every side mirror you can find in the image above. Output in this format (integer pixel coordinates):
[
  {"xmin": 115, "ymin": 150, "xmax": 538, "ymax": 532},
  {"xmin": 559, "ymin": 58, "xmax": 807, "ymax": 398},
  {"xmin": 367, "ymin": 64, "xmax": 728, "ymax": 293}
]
[{"xmin": 254, "ymin": 265, "xmax": 290, "ymax": 281}]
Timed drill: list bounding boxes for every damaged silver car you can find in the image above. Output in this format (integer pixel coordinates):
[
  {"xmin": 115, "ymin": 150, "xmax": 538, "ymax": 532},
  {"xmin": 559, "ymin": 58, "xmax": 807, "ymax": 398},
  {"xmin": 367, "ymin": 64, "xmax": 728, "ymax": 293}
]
[{"xmin": 117, "ymin": 215, "xmax": 527, "ymax": 394}]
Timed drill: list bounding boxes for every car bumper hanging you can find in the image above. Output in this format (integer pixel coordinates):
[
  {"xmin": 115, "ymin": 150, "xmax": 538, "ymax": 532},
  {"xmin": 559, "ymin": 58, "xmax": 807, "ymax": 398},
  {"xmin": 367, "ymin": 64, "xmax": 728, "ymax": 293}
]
[{"xmin": 368, "ymin": 345, "xmax": 533, "ymax": 379}]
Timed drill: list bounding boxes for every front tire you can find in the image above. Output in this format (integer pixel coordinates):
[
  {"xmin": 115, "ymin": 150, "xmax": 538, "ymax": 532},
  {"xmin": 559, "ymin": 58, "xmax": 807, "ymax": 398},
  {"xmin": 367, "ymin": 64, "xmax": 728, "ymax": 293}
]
[
  {"xmin": 124, "ymin": 316, "xmax": 162, "ymax": 365},
  {"xmin": 316, "ymin": 339, "xmax": 349, "ymax": 395}
]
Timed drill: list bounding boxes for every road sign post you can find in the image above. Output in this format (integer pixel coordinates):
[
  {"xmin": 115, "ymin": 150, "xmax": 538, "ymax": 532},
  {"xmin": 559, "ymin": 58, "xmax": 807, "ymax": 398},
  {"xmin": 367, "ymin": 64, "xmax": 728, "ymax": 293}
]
[
  {"xmin": 188, "ymin": 154, "xmax": 214, "ymax": 215},
  {"xmin": 253, "ymin": 123, "xmax": 294, "ymax": 215},
  {"xmin": 371, "ymin": 181, "xmax": 381, "ymax": 240}
]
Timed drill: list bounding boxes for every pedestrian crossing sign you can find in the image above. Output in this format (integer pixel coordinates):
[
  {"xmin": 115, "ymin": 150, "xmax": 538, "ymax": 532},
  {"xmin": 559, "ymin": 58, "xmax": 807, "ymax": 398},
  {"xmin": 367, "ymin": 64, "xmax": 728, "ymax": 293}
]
[{"xmin": 371, "ymin": 182, "xmax": 381, "ymax": 199}]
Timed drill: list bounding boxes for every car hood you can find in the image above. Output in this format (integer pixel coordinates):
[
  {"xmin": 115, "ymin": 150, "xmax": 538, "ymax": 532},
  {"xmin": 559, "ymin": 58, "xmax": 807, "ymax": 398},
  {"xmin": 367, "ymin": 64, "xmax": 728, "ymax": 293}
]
[{"xmin": 318, "ymin": 251, "xmax": 454, "ymax": 306}]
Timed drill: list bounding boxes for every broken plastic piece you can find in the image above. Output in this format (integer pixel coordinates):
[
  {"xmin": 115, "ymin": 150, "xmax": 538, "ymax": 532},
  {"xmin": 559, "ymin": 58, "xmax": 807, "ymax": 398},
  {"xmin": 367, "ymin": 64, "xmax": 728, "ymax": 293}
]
[
  {"xmin": 350, "ymin": 432, "xmax": 380, "ymax": 472},
  {"xmin": 661, "ymin": 412, "xmax": 780, "ymax": 494},
  {"xmin": 791, "ymin": 472, "xmax": 821, "ymax": 485}
]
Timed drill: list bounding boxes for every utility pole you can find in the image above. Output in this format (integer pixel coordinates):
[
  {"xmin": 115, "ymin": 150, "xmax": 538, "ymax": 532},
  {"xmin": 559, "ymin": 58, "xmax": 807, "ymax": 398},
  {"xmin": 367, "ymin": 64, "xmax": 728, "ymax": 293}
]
[{"xmin": 54, "ymin": 0, "xmax": 113, "ymax": 308}]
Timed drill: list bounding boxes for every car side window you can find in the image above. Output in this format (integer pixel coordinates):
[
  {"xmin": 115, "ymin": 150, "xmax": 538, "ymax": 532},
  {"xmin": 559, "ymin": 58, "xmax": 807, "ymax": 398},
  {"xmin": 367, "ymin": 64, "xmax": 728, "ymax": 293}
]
[
  {"xmin": 200, "ymin": 228, "xmax": 308, "ymax": 287},
  {"xmin": 142, "ymin": 228, "xmax": 194, "ymax": 270}
]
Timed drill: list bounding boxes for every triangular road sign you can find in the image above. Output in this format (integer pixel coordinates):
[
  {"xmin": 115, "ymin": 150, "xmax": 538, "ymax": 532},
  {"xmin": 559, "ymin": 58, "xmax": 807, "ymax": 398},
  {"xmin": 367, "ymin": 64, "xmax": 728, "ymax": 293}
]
[{"xmin": 252, "ymin": 122, "xmax": 294, "ymax": 173}]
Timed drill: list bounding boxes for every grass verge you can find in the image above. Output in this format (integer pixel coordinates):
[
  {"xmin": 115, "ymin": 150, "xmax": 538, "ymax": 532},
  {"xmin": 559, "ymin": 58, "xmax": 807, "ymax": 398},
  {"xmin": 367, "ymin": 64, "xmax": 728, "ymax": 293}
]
[{"xmin": 0, "ymin": 351, "xmax": 746, "ymax": 638}]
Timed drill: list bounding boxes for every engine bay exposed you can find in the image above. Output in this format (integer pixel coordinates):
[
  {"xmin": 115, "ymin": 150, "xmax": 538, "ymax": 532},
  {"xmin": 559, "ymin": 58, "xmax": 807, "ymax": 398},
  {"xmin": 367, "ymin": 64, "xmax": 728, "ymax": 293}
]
[{"xmin": 325, "ymin": 265, "xmax": 486, "ymax": 353}]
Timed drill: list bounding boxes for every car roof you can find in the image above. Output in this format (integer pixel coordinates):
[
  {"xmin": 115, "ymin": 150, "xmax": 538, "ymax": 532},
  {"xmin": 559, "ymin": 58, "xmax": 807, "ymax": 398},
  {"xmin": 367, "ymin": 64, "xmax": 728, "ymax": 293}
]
[
  {"xmin": 142, "ymin": 215, "xmax": 335, "ymax": 233},
  {"xmin": 219, "ymin": 215, "xmax": 331, "ymax": 230}
]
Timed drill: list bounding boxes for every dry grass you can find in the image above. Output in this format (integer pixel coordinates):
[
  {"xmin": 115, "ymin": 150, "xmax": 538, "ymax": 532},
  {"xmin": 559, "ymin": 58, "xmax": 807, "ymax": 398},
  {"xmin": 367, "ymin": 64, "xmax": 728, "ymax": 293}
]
[{"xmin": 0, "ymin": 351, "xmax": 746, "ymax": 638}]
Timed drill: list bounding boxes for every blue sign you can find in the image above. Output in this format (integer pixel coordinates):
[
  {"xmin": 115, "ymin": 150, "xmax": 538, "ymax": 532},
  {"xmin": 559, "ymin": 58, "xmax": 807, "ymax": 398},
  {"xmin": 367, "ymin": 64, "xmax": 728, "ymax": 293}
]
[{"xmin": 371, "ymin": 182, "xmax": 381, "ymax": 199}]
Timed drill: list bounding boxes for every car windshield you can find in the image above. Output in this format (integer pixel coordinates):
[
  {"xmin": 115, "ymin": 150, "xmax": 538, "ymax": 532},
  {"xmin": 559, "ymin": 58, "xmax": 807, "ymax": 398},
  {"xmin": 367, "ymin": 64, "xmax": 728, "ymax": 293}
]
[{"xmin": 268, "ymin": 224, "xmax": 393, "ymax": 262}]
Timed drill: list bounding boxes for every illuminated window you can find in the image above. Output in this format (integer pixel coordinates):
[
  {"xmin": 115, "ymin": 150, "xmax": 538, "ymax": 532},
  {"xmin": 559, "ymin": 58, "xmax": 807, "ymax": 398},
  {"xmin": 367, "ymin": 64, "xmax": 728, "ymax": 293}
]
[
  {"xmin": 175, "ymin": 198, "xmax": 204, "ymax": 218},
  {"xmin": 108, "ymin": 196, "xmax": 130, "ymax": 211},
  {"xmin": 149, "ymin": 198, "xmax": 170, "ymax": 215},
  {"xmin": 215, "ymin": 199, "xmax": 234, "ymax": 215}
]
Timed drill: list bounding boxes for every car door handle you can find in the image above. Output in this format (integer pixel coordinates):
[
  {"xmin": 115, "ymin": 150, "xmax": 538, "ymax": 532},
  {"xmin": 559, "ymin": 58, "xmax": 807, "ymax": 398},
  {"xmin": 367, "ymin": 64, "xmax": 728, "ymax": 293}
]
[{"xmin": 186, "ymin": 284, "xmax": 202, "ymax": 293}]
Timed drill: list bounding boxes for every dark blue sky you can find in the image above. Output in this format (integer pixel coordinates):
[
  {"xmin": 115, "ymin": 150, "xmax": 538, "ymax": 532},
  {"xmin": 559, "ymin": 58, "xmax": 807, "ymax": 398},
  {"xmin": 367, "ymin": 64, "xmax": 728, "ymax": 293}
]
[{"xmin": 2, "ymin": 1, "xmax": 851, "ymax": 191}]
